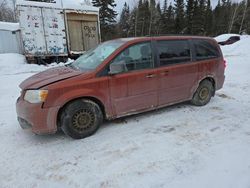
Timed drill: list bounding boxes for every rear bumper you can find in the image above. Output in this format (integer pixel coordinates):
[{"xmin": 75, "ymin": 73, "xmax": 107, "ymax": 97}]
[
  {"xmin": 216, "ymin": 75, "xmax": 225, "ymax": 90},
  {"xmin": 16, "ymin": 98, "xmax": 60, "ymax": 135}
]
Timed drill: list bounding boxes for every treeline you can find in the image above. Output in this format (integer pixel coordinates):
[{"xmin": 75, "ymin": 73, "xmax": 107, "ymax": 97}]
[
  {"xmin": 93, "ymin": 0, "xmax": 250, "ymax": 41},
  {"xmin": 1, "ymin": 0, "xmax": 249, "ymax": 41},
  {"xmin": 0, "ymin": 0, "xmax": 15, "ymax": 22}
]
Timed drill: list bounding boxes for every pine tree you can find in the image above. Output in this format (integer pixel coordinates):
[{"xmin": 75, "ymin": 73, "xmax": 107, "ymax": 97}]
[
  {"xmin": 161, "ymin": 0, "xmax": 168, "ymax": 34},
  {"xmin": 213, "ymin": 0, "xmax": 222, "ymax": 35},
  {"xmin": 166, "ymin": 3, "xmax": 175, "ymax": 34},
  {"xmin": 155, "ymin": 3, "xmax": 163, "ymax": 35},
  {"xmin": 119, "ymin": 2, "xmax": 130, "ymax": 37},
  {"xmin": 174, "ymin": 0, "xmax": 185, "ymax": 33},
  {"xmin": 246, "ymin": 0, "xmax": 250, "ymax": 33},
  {"xmin": 192, "ymin": 0, "xmax": 200, "ymax": 34},
  {"xmin": 128, "ymin": 7, "xmax": 137, "ymax": 37},
  {"xmin": 205, "ymin": 0, "xmax": 213, "ymax": 35},
  {"xmin": 135, "ymin": 0, "xmax": 143, "ymax": 36},
  {"xmin": 92, "ymin": 0, "xmax": 118, "ymax": 41},
  {"xmin": 198, "ymin": 0, "xmax": 207, "ymax": 34},
  {"xmin": 186, "ymin": 0, "xmax": 195, "ymax": 34},
  {"xmin": 135, "ymin": 0, "xmax": 150, "ymax": 36},
  {"xmin": 148, "ymin": 0, "xmax": 156, "ymax": 35}
]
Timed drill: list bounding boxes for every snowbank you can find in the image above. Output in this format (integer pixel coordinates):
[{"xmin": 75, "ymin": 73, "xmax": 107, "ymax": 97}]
[
  {"xmin": 0, "ymin": 21, "xmax": 20, "ymax": 31},
  {"xmin": 0, "ymin": 53, "xmax": 63, "ymax": 75},
  {"xmin": 214, "ymin": 33, "xmax": 240, "ymax": 42},
  {"xmin": 220, "ymin": 35, "xmax": 250, "ymax": 57}
]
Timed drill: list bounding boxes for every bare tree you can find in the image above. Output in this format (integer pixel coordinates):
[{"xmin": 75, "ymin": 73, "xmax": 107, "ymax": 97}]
[
  {"xmin": 239, "ymin": 0, "xmax": 248, "ymax": 33},
  {"xmin": 0, "ymin": 0, "xmax": 15, "ymax": 22}
]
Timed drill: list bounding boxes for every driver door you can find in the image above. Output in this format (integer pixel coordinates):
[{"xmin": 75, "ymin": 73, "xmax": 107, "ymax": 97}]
[{"xmin": 108, "ymin": 42, "xmax": 158, "ymax": 117}]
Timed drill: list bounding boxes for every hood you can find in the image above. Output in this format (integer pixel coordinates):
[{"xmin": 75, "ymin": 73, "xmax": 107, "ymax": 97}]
[{"xmin": 19, "ymin": 66, "xmax": 86, "ymax": 89}]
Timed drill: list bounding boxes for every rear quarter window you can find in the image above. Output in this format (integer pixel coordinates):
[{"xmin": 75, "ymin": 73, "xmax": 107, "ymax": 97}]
[
  {"xmin": 156, "ymin": 40, "xmax": 191, "ymax": 66},
  {"xmin": 193, "ymin": 39, "xmax": 220, "ymax": 60}
]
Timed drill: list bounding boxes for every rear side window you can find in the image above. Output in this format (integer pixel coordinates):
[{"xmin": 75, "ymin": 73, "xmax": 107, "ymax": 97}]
[
  {"xmin": 193, "ymin": 39, "xmax": 220, "ymax": 60},
  {"xmin": 156, "ymin": 40, "xmax": 191, "ymax": 66}
]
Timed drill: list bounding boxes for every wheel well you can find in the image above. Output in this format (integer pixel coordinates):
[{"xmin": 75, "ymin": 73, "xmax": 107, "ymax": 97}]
[
  {"xmin": 57, "ymin": 97, "xmax": 106, "ymax": 128},
  {"xmin": 200, "ymin": 77, "xmax": 216, "ymax": 95}
]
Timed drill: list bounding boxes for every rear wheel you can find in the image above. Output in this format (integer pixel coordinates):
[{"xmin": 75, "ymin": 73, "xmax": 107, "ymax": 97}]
[
  {"xmin": 60, "ymin": 99, "xmax": 103, "ymax": 139},
  {"xmin": 191, "ymin": 80, "xmax": 214, "ymax": 106}
]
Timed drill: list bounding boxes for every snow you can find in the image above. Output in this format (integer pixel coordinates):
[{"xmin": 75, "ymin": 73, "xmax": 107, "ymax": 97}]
[
  {"xmin": 0, "ymin": 37, "xmax": 250, "ymax": 187},
  {"xmin": 62, "ymin": 0, "xmax": 99, "ymax": 12},
  {"xmin": 220, "ymin": 35, "xmax": 250, "ymax": 56},
  {"xmin": 214, "ymin": 33, "xmax": 241, "ymax": 42},
  {"xmin": 16, "ymin": 0, "xmax": 62, "ymax": 9},
  {"xmin": 0, "ymin": 21, "xmax": 20, "ymax": 31},
  {"xmin": 16, "ymin": 0, "xmax": 99, "ymax": 12}
]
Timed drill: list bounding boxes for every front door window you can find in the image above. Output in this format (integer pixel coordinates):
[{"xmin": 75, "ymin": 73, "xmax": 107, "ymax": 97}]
[{"xmin": 110, "ymin": 42, "xmax": 153, "ymax": 73}]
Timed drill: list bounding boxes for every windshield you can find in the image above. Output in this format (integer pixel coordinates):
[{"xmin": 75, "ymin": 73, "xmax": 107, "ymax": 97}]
[{"xmin": 72, "ymin": 40, "xmax": 127, "ymax": 71}]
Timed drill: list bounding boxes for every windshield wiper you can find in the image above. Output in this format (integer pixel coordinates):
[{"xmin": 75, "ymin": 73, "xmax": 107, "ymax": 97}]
[{"xmin": 65, "ymin": 63, "xmax": 79, "ymax": 70}]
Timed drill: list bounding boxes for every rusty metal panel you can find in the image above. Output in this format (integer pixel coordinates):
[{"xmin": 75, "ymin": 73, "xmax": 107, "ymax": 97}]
[
  {"xmin": 82, "ymin": 21, "xmax": 99, "ymax": 50},
  {"xmin": 67, "ymin": 13, "xmax": 98, "ymax": 21},
  {"xmin": 67, "ymin": 20, "xmax": 84, "ymax": 52},
  {"xmin": 66, "ymin": 13, "xmax": 99, "ymax": 53}
]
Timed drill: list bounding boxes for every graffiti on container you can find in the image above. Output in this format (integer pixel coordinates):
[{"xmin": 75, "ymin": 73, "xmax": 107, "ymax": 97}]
[
  {"xmin": 48, "ymin": 17, "xmax": 59, "ymax": 29},
  {"xmin": 23, "ymin": 38, "xmax": 44, "ymax": 54},
  {"xmin": 83, "ymin": 26, "xmax": 96, "ymax": 38},
  {"xmin": 48, "ymin": 46, "xmax": 63, "ymax": 54},
  {"xmin": 49, "ymin": 22, "xmax": 58, "ymax": 29},
  {"xmin": 27, "ymin": 15, "xmax": 40, "ymax": 28},
  {"xmin": 23, "ymin": 38, "xmax": 35, "ymax": 52}
]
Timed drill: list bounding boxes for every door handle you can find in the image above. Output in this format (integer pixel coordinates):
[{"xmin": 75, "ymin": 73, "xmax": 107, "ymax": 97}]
[
  {"xmin": 161, "ymin": 70, "xmax": 169, "ymax": 76},
  {"xmin": 146, "ymin": 74, "xmax": 156, "ymax": 78}
]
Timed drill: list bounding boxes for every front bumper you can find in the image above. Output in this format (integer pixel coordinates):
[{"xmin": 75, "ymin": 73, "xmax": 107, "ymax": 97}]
[{"xmin": 16, "ymin": 97, "xmax": 60, "ymax": 135}]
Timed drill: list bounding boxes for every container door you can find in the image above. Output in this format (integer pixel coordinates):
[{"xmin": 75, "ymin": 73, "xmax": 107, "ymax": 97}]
[
  {"xmin": 82, "ymin": 21, "xmax": 99, "ymax": 50},
  {"xmin": 18, "ymin": 6, "xmax": 46, "ymax": 55},
  {"xmin": 67, "ymin": 20, "xmax": 84, "ymax": 52},
  {"xmin": 66, "ymin": 13, "xmax": 99, "ymax": 54},
  {"xmin": 42, "ymin": 8, "xmax": 67, "ymax": 55}
]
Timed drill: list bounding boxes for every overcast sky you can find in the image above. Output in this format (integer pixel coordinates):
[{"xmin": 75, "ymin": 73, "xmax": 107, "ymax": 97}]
[
  {"xmin": 4, "ymin": 0, "xmax": 240, "ymax": 15},
  {"xmin": 114, "ymin": 0, "xmax": 240, "ymax": 13}
]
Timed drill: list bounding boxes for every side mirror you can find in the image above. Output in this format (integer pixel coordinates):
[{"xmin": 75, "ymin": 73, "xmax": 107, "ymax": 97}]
[{"xmin": 109, "ymin": 61, "xmax": 127, "ymax": 75}]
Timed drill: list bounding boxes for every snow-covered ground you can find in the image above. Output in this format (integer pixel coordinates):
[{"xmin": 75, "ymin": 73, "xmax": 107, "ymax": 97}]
[
  {"xmin": 214, "ymin": 33, "xmax": 241, "ymax": 43},
  {"xmin": 0, "ymin": 37, "xmax": 250, "ymax": 188}
]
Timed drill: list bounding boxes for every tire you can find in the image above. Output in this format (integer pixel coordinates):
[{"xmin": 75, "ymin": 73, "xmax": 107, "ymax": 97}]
[
  {"xmin": 60, "ymin": 99, "xmax": 103, "ymax": 139},
  {"xmin": 191, "ymin": 80, "xmax": 214, "ymax": 106}
]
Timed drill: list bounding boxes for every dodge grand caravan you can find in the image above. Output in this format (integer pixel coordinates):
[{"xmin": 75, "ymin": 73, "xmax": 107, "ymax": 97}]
[{"xmin": 16, "ymin": 36, "xmax": 225, "ymax": 139}]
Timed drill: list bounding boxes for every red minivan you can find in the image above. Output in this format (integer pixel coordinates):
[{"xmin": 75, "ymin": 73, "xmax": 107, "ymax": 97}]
[{"xmin": 16, "ymin": 36, "xmax": 225, "ymax": 139}]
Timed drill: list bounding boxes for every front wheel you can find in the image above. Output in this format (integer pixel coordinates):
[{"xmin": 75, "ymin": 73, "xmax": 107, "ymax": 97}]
[
  {"xmin": 191, "ymin": 80, "xmax": 214, "ymax": 106},
  {"xmin": 60, "ymin": 99, "xmax": 103, "ymax": 139}
]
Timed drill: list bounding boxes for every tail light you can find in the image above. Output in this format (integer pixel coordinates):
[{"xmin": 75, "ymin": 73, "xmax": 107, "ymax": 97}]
[{"xmin": 223, "ymin": 59, "xmax": 227, "ymax": 68}]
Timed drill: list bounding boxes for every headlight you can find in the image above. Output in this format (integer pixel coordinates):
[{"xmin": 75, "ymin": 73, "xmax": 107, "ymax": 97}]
[{"xmin": 24, "ymin": 90, "xmax": 48, "ymax": 103}]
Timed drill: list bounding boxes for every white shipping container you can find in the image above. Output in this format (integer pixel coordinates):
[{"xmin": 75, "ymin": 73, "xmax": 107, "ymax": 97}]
[
  {"xmin": 18, "ymin": 6, "xmax": 67, "ymax": 56},
  {"xmin": 16, "ymin": 0, "xmax": 100, "ymax": 63}
]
